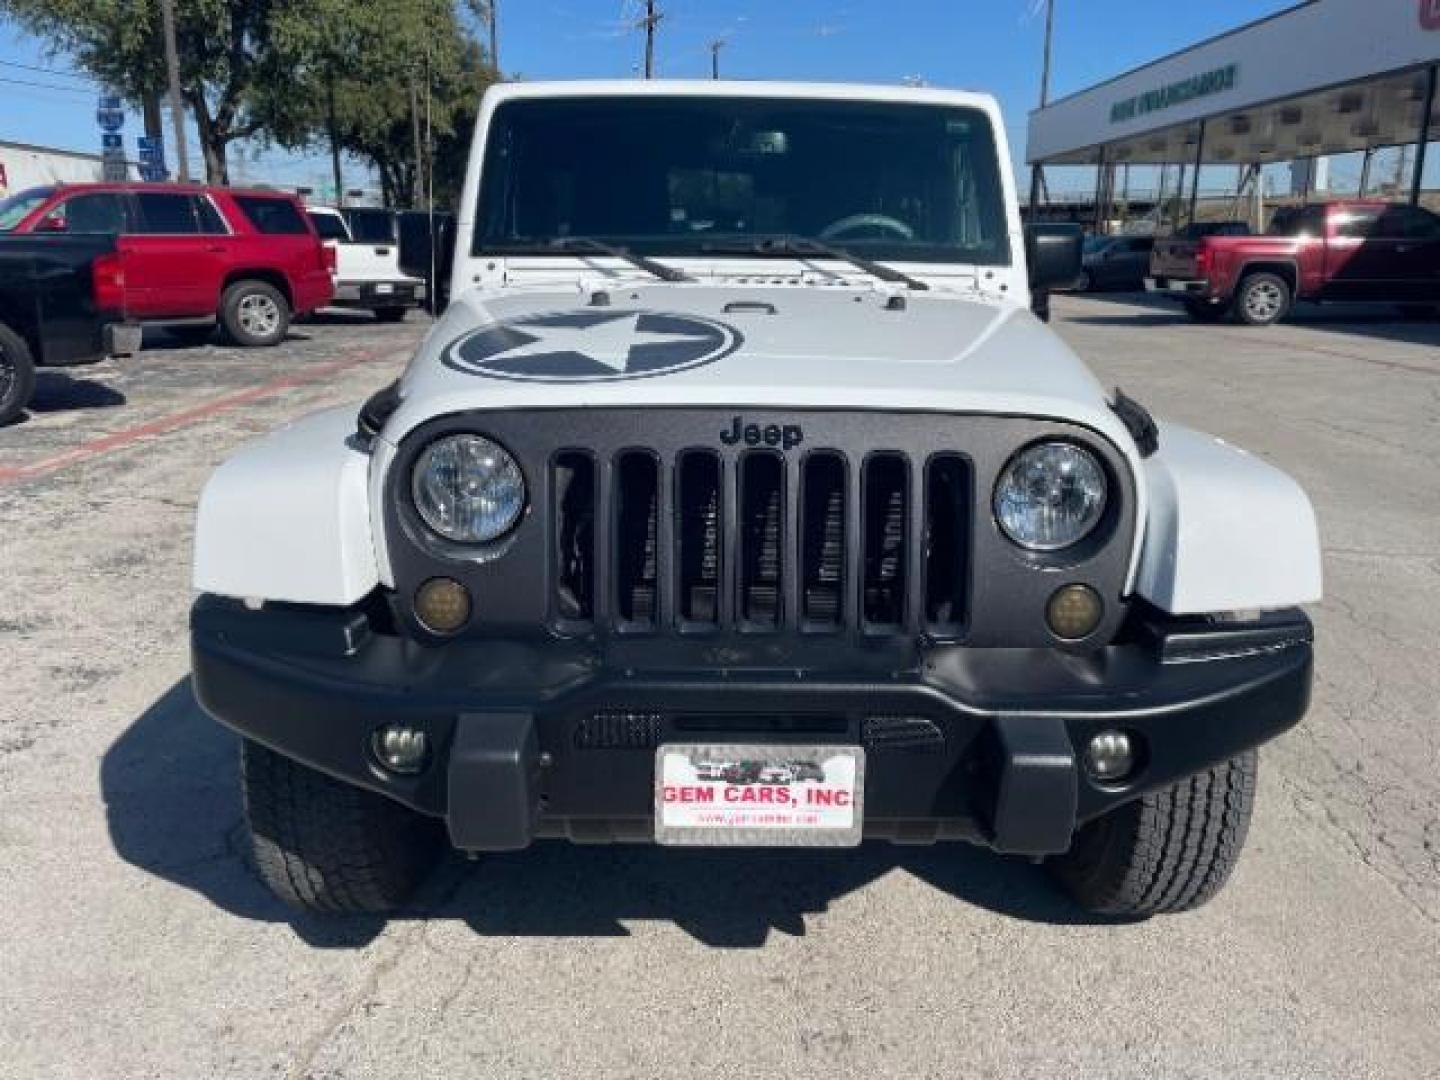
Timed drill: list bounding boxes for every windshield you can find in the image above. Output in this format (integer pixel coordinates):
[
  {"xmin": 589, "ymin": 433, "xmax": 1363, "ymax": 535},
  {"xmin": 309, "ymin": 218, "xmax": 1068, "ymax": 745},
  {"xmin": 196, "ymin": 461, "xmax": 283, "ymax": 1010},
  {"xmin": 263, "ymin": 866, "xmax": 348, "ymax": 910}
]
[
  {"xmin": 0, "ymin": 187, "xmax": 53, "ymax": 232},
  {"xmin": 476, "ymin": 96, "xmax": 1011, "ymax": 265},
  {"xmin": 1082, "ymin": 236, "xmax": 1112, "ymax": 255}
]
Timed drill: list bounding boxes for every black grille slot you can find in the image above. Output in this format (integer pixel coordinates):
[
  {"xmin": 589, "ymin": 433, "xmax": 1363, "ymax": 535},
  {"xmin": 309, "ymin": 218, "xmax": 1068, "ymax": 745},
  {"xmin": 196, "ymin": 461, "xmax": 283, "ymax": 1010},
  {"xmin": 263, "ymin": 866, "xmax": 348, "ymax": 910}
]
[
  {"xmin": 552, "ymin": 452, "xmax": 596, "ymax": 622},
  {"xmin": 614, "ymin": 452, "xmax": 660, "ymax": 626},
  {"xmin": 801, "ymin": 453, "xmax": 847, "ymax": 628},
  {"xmin": 862, "ymin": 454, "xmax": 909, "ymax": 628},
  {"xmin": 739, "ymin": 453, "xmax": 784, "ymax": 628},
  {"xmin": 924, "ymin": 455, "xmax": 971, "ymax": 633},
  {"xmin": 540, "ymin": 425, "xmax": 981, "ymax": 638},
  {"xmin": 677, "ymin": 451, "xmax": 722, "ymax": 625}
]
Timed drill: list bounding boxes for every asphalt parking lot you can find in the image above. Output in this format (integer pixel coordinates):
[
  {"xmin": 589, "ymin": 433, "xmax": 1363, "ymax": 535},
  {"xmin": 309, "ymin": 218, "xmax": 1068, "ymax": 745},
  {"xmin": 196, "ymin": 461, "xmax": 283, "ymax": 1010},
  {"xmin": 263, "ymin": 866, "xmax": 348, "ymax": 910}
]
[{"xmin": 1, "ymin": 296, "xmax": 1437, "ymax": 1079}]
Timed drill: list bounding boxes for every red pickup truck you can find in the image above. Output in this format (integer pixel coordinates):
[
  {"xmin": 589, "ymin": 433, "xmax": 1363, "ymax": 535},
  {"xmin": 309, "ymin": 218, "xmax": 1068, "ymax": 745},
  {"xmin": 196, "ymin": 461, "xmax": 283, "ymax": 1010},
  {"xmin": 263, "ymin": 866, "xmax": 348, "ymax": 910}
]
[
  {"xmin": 1150, "ymin": 200, "xmax": 1440, "ymax": 326},
  {"xmin": 0, "ymin": 183, "xmax": 334, "ymax": 346}
]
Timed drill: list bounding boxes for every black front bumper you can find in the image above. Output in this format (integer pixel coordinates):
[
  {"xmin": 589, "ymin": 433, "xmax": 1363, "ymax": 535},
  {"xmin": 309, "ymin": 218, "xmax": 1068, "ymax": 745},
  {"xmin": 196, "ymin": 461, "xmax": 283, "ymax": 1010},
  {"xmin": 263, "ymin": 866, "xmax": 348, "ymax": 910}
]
[{"xmin": 191, "ymin": 596, "xmax": 1312, "ymax": 856}]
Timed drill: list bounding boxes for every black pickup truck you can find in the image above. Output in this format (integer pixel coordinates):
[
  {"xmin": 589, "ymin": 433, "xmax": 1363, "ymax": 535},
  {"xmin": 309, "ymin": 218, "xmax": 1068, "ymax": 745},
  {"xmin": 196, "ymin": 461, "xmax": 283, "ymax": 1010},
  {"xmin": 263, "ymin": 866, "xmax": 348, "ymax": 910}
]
[{"xmin": 0, "ymin": 235, "xmax": 138, "ymax": 426}]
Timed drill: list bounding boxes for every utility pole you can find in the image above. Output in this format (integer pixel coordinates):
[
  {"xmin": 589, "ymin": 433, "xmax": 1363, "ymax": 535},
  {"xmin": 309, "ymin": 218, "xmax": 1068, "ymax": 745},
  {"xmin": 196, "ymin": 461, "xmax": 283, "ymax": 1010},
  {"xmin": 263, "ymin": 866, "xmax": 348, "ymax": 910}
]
[
  {"xmin": 159, "ymin": 0, "xmax": 189, "ymax": 182},
  {"xmin": 410, "ymin": 75, "xmax": 426, "ymax": 210},
  {"xmin": 1027, "ymin": 0, "xmax": 1055, "ymax": 216},
  {"xmin": 641, "ymin": 0, "xmax": 662, "ymax": 79},
  {"xmin": 487, "ymin": 1, "xmax": 500, "ymax": 71},
  {"xmin": 327, "ymin": 71, "xmax": 344, "ymax": 207},
  {"xmin": 709, "ymin": 39, "xmax": 724, "ymax": 80}
]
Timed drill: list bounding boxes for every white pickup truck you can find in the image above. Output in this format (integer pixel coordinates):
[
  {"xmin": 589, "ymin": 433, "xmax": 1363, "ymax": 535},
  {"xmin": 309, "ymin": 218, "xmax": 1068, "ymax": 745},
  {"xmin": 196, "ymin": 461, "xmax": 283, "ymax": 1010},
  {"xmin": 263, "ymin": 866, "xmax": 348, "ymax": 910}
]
[
  {"xmin": 306, "ymin": 206, "xmax": 425, "ymax": 322},
  {"xmin": 194, "ymin": 81, "xmax": 1321, "ymax": 919}
]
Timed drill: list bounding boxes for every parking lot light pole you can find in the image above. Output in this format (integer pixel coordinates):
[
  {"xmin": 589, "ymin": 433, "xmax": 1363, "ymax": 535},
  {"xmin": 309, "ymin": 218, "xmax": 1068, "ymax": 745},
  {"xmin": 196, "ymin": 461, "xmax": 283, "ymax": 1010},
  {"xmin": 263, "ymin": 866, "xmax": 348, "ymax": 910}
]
[{"xmin": 1411, "ymin": 65, "xmax": 1437, "ymax": 206}]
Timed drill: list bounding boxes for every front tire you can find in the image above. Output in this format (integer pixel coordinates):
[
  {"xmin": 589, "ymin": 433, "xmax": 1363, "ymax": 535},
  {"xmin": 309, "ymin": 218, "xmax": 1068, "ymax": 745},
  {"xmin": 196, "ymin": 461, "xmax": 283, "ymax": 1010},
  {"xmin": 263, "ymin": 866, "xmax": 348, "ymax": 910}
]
[
  {"xmin": 0, "ymin": 321, "xmax": 38, "ymax": 428},
  {"xmin": 1233, "ymin": 272, "xmax": 1291, "ymax": 326},
  {"xmin": 1075, "ymin": 270, "xmax": 1093, "ymax": 293},
  {"xmin": 1047, "ymin": 751, "xmax": 1258, "ymax": 916},
  {"xmin": 241, "ymin": 739, "xmax": 444, "ymax": 914},
  {"xmin": 373, "ymin": 306, "xmax": 409, "ymax": 323},
  {"xmin": 221, "ymin": 280, "xmax": 290, "ymax": 347}
]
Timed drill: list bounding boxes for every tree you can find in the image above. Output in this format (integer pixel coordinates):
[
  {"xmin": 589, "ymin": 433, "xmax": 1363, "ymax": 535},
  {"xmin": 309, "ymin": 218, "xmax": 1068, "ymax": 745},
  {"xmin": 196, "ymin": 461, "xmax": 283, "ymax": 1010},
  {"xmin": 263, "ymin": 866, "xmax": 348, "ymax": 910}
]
[
  {"xmin": 0, "ymin": 0, "xmax": 308, "ymax": 183},
  {"xmin": 273, "ymin": 0, "xmax": 497, "ymax": 209}
]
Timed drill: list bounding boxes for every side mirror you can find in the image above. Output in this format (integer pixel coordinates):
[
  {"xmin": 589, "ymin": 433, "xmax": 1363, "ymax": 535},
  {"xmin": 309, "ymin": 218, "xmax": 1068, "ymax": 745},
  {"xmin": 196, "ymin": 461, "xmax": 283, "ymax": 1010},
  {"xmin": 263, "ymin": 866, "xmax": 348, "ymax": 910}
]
[
  {"xmin": 37, "ymin": 215, "xmax": 68, "ymax": 233},
  {"xmin": 1024, "ymin": 223, "xmax": 1083, "ymax": 322}
]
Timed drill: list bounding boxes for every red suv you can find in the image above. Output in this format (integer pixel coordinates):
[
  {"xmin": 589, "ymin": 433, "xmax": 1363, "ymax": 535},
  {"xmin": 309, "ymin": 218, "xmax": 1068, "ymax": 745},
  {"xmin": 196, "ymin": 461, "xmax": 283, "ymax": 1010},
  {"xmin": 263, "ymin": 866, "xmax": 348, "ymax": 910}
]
[{"xmin": 2, "ymin": 183, "xmax": 335, "ymax": 346}]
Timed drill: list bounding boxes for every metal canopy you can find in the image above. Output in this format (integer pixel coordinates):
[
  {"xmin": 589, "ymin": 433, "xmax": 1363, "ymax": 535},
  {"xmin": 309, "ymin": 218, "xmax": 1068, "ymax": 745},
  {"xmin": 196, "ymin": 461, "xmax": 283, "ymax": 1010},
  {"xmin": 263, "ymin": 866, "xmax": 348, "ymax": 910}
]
[{"xmin": 1040, "ymin": 67, "xmax": 1440, "ymax": 167}]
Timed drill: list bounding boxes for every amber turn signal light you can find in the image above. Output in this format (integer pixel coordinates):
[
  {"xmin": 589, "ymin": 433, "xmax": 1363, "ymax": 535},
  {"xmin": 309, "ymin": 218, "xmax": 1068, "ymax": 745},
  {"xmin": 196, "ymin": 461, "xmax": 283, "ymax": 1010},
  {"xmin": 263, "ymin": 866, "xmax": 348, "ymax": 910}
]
[
  {"xmin": 1046, "ymin": 583, "xmax": 1103, "ymax": 641},
  {"xmin": 415, "ymin": 577, "xmax": 472, "ymax": 634}
]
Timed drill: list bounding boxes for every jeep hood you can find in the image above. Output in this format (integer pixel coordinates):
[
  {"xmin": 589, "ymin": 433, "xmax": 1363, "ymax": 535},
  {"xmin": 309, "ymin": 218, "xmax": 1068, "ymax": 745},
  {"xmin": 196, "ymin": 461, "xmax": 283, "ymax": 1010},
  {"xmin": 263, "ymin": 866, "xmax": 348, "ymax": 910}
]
[{"xmin": 385, "ymin": 283, "xmax": 1134, "ymax": 452}]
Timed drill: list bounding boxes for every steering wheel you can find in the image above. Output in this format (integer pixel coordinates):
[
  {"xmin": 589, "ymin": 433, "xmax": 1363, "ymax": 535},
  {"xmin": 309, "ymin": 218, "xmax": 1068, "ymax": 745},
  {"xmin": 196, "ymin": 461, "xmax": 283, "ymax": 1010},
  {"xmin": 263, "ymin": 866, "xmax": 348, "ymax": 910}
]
[{"xmin": 817, "ymin": 213, "xmax": 915, "ymax": 242}]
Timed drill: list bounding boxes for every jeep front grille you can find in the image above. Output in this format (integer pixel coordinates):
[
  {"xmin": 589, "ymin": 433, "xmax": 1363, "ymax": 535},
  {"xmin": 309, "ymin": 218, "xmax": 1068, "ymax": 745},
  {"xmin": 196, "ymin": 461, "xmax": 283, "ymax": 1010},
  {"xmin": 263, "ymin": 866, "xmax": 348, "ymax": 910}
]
[{"xmin": 550, "ymin": 447, "xmax": 973, "ymax": 637}]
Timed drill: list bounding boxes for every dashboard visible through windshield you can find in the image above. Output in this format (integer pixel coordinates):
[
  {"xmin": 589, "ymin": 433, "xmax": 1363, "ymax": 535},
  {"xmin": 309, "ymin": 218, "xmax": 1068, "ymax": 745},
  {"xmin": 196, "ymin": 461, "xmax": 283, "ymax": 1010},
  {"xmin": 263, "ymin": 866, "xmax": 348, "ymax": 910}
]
[{"xmin": 475, "ymin": 96, "xmax": 1011, "ymax": 265}]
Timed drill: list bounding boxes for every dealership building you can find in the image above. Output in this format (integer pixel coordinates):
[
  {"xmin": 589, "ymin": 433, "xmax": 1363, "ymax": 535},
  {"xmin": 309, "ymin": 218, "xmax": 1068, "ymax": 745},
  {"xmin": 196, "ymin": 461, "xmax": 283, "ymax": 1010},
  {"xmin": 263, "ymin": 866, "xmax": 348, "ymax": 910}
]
[
  {"xmin": 0, "ymin": 139, "xmax": 136, "ymax": 196},
  {"xmin": 1026, "ymin": 0, "xmax": 1440, "ymax": 227}
]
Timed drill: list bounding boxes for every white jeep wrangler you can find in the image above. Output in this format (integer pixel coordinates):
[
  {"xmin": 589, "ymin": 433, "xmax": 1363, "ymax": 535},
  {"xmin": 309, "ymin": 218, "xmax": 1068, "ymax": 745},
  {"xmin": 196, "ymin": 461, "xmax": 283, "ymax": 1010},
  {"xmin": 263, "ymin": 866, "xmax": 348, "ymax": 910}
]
[{"xmin": 191, "ymin": 81, "xmax": 1321, "ymax": 917}]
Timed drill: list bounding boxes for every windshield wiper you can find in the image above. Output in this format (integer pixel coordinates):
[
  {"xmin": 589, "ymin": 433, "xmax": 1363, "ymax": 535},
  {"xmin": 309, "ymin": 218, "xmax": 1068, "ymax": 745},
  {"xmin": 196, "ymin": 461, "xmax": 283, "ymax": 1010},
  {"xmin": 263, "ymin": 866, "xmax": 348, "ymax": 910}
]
[
  {"xmin": 700, "ymin": 234, "xmax": 929, "ymax": 291},
  {"xmin": 543, "ymin": 236, "xmax": 693, "ymax": 283}
]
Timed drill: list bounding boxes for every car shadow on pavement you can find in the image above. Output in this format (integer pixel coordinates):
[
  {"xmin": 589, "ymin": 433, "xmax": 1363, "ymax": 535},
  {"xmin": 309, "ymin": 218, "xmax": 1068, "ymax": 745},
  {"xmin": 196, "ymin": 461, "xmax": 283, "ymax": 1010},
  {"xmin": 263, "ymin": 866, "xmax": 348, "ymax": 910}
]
[
  {"xmin": 106, "ymin": 680, "xmax": 1129, "ymax": 951},
  {"xmin": 101, "ymin": 679, "xmax": 390, "ymax": 950},
  {"xmin": 27, "ymin": 372, "xmax": 127, "ymax": 413}
]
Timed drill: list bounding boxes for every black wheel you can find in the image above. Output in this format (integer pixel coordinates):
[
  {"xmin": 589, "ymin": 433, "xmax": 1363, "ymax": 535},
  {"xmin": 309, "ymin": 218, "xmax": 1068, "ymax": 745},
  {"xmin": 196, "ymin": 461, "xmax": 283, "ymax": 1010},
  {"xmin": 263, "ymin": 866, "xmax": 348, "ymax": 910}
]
[
  {"xmin": 1074, "ymin": 270, "xmax": 1093, "ymax": 293},
  {"xmin": 1047, "ymin": 751, "xmax": 1258, "ymax": 917},
  {"xmin": 241, "ymin": 739, "xmax": 444, "ymax": 914},
  {"xmin": 165, "ymin": 325, "xmax": 216, "ymax": 347},
  {"xmin": 0, "ymin": 321, "xmax": 38, "ymax": 427},
  {"xmin": 1233, "ymin": 272, "xmax": 1291, "ymax": 326},
  {"xmin": 373, "ymin": 307, "xmax": 409, "ymax": 323},
  {"xmin": 1183, "ymin": 298, "xmax": 1230, "ymax": 323},
  {"xmin": 220, "ymin": 280, "xmax": 290, "ymax": 347}
]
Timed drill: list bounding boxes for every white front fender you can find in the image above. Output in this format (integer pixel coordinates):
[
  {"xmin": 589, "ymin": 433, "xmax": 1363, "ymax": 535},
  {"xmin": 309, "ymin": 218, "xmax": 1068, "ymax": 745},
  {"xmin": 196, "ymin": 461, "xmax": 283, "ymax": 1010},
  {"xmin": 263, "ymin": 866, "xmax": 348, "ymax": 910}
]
[
  {"xmin": 193, "ymin": 407, "xmax": 379, "ymax": 605},
  {"xmin": 1135, "ymin": 423, "xmax": 1322, "ymax": 614}
]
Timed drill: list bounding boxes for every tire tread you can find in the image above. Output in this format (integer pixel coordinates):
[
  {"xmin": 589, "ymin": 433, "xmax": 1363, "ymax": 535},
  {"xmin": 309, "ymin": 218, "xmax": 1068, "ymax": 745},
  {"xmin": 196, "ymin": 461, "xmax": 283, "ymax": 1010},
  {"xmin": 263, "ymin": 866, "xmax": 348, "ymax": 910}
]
[
  {"xmin": 241, "ymin": 739, "xmax": 442, "ymax": 914},
  {"xmin": 1048, "ymin": 751, "xmax": 1257, "ymax": 916}
]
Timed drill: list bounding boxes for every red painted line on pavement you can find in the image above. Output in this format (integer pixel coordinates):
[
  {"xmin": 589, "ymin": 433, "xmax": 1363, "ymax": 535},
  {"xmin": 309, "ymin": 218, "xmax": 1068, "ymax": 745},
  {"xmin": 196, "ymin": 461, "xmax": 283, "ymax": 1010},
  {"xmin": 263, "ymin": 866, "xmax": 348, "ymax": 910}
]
[{"xmin": 0, "ymin": 346, "xmax": 394, "ymax": 487}]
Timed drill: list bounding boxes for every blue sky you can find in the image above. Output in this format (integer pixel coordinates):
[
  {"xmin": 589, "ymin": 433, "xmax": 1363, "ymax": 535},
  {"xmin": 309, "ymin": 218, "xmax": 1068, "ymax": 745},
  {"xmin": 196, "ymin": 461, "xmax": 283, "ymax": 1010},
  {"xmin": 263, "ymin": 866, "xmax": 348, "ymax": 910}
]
[{"xmin": 2, "ymin": 0, "xmax": 1293, "ymax": 190}]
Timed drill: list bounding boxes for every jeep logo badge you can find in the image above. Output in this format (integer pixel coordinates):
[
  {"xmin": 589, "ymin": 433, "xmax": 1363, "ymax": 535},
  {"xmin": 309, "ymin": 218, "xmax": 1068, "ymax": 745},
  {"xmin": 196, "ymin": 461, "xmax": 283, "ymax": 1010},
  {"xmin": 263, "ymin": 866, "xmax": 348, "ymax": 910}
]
[
  {"xmin": 444, "ymin": 310, "xmax": 743, "ymax": 382},
  {"xmin": 720, "ymin": 416, "xmax": 804, "ymax": 450}
]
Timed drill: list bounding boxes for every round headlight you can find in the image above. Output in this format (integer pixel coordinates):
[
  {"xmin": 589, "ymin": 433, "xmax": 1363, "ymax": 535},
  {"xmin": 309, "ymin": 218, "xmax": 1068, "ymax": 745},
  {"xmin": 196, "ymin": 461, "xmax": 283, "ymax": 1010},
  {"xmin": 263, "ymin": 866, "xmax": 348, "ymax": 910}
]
[
  {"xmin": 412, "ymin": 434, "xmax": 525, "ymax": 544},
  {"xmin": 994, "ymin": 442, "xmax": 1107, "ymax": 551}
]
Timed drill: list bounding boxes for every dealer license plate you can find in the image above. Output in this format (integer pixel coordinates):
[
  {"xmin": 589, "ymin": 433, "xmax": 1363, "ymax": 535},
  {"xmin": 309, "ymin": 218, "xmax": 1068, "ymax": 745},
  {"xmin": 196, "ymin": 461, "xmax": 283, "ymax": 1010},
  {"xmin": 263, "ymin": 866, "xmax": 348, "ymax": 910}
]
[{"xmin": 654, "ymin": 743, "xmax": 865, "ymax": 847}]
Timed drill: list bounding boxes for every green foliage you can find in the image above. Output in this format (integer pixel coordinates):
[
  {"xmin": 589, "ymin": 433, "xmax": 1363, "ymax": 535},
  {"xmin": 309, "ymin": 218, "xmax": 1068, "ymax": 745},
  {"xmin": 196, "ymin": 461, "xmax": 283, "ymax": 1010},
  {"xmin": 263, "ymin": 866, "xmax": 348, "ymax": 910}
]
[
  {"xmin": 0, "ymin": 0, "xmax": 295, "ymax": 181},
  {"xmin": 272, "ymin": 0, "xmax": 498, "ymax": 208},
  {"xmin": 0, "ymin": 0, "xmax": 497, "ymax": 198}
]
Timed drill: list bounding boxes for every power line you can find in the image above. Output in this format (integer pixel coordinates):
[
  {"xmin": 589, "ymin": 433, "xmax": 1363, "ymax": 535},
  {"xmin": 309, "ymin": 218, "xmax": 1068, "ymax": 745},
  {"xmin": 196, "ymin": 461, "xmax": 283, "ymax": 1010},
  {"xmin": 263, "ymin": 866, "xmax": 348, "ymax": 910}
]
[
  {"xmin": 0, "ymin": 57, "xmax": 96, "ymax": 83},
  {"xmin": 0, "ymin": 73, "xmax": 95, "ymax": 96}
]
